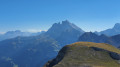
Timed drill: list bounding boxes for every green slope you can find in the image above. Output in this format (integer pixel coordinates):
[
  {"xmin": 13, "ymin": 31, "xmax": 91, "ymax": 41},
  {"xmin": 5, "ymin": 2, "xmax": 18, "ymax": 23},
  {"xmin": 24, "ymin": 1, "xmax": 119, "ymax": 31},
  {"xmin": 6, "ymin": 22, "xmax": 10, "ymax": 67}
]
[{"xmin": 44, "ymin": 42, "xmax": 120, "ymax": 67}]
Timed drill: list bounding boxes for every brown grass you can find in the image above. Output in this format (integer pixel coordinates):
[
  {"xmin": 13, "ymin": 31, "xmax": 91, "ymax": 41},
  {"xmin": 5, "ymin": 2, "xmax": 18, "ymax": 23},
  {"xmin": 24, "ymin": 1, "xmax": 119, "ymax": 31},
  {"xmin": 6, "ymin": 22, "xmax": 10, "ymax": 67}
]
[{"xmin": 67, "ymin": 42, "xmax": 120, "ymax": 54}]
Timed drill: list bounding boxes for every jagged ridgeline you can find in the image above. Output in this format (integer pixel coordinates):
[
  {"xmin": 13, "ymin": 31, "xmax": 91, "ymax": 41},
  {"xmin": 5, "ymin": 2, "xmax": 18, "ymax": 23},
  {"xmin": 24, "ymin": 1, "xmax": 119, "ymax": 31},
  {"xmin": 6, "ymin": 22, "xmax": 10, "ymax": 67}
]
[
  {"xmin": 78, "ymin": 32, "xmax": 120, "ymax": 47},
  {"xmin": 44, "ymin": 42, "xmax": 120, "ymax": 67},
  {"xmin": 46, "ymin": 20, "xmax": 85, "ymax": 46}
]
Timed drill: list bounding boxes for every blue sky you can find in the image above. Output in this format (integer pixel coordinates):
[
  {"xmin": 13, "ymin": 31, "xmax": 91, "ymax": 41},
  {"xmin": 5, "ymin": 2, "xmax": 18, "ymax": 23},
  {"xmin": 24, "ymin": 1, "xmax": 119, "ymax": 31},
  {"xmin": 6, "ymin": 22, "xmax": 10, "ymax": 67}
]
[{"xmin": 0, "ymin": 0, "xmax": 120, "ymax": 33}]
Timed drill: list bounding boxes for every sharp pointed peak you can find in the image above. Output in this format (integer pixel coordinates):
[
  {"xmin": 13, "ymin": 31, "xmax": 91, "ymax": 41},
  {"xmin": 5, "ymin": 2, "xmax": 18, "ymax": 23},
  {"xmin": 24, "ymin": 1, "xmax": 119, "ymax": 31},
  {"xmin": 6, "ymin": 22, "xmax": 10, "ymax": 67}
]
[
  {"xmin": 52, "ymin": 20, "xmax": 71, "ymax": 26},
  {"xmin": 62, "ymin": 20, "xmax": 70, "ymax": 22},
  {"xmin": 62, "ymin": 20, "xmax": 71, "ymax": 24},
  {"xmin": 85, "ymin": 32, "xmax": 93, "ymax": 34}
]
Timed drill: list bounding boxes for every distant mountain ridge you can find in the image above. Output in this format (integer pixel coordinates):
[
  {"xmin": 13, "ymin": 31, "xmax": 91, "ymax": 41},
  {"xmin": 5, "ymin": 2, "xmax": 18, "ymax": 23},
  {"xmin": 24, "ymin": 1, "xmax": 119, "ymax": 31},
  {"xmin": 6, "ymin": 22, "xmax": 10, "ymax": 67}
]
[
  {"xmin": 1, "ymin": 22, "xmax": 120, "ymax": 42},
  {"xmin": 46, "ymin": 20, "xmax": 85, "ymax": 46},
  {"xmin": 0, "ymin": 30, "xmax": 45, "ymax": 41},
  {"xmin": 106, "ymin": 34, "xmax": 120, "ymax": 47},
  {"xmin": 78, "ymin": 32, "xmax": 109, "ymax": 43},
  {"xmin": 0, "ymin": 34, "xmax": 60, "ymax": 67},
  {"xmin": 95, "ymin": 23, "xmax": 120, "ymax": 36},
  {"xmin": 78, "ymin": 32, "xmax": 120, "ymax": 47}
]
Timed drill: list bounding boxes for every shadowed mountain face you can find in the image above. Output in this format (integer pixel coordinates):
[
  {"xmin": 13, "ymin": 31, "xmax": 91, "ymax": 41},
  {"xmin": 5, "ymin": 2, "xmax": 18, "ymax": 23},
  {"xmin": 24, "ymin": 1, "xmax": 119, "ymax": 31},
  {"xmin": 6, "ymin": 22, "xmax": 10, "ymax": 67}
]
[
  {"xmin": 0, "ymin": 35, "xmax": 60, "ymax": 67},
  {"xmin": 78, "ymin": 32, "xmax": 109, "ymax": 43},
  {"xmin": 44, "ymin": 42, "xmax": 120, "ymax": 67},
  {"xmin": 46, "ymin": 20, "xmax": 85, "ymax": 46},
  {"xmin": 78, "ymin": 32, "xmax": 120, "ymax": 47},
  {"xmin": 119, "ymin": 46, "xmax": 120, "ymax": 48},
  {"xmin": 95, "ymin": 23, "xmax": 120, "ymax": 36},
  {"xmin": 106, "ymin": 34, "xmax": 120, "ymax": 47}
]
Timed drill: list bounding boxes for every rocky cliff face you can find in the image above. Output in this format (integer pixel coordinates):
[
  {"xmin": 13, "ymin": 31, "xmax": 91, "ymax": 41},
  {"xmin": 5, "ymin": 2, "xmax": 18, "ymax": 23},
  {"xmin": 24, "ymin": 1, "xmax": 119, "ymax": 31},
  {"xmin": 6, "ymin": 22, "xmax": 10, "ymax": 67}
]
[{"xmin": 44, "ymin": 42, "xmax": 120, "ymax": 67}]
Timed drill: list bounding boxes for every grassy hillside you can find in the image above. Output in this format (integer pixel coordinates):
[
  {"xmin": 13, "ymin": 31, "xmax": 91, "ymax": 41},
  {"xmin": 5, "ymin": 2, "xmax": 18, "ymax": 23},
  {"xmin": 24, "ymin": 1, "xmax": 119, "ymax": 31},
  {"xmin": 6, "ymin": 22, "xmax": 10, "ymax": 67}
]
[
  {"xmin": 69, "ymin": 42, "xmax": 120, "ymax": 54},
  {"xmin": 44, "ymin": 42, "xmax": 120, "ymax": 67}
]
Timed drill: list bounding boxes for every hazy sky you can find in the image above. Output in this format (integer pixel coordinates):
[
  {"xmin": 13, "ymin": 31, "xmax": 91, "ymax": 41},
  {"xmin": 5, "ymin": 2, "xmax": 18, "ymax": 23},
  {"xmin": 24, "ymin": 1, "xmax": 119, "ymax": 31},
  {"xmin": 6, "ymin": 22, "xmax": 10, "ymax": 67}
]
[{"xmin": 0, "ymin": 0, "xmax": 120, "ymax": 33}]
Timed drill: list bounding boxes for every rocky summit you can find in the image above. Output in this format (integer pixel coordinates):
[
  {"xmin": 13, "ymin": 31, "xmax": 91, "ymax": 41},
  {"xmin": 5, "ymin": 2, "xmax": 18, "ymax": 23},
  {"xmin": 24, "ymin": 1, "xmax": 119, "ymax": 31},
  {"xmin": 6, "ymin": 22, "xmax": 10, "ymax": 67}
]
[
  {"xmin": 46, "ymin": 20, "xmax": 85, "ymax": 46},
  {"xmin": 44, "ymin": 42, "xmax": 120, "ymax": 67}
]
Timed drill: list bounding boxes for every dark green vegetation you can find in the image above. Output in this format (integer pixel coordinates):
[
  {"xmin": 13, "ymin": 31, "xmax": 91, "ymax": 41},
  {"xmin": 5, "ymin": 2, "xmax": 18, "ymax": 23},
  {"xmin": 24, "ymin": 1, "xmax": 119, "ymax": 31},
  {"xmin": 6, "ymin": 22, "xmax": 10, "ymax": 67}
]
[
  {"xmin": 44, "ymin": 42, "xmax": 120, "ymax": 67},
  {"xmin": 0, "ymin": 35, "xmax": 60, "ymax": 67}
]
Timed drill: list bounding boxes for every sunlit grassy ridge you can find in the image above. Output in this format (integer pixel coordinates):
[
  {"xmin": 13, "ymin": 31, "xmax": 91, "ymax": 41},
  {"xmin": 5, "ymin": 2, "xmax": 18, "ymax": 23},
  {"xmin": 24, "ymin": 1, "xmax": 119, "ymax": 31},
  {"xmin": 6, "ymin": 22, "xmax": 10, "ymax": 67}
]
[
  {"xmin": 68, "ymin": 42, "xmax": 120, "ymax": 54},
  {"xmin": 47, "ymin": 42, "xmax": 120, "ymax": 67}
]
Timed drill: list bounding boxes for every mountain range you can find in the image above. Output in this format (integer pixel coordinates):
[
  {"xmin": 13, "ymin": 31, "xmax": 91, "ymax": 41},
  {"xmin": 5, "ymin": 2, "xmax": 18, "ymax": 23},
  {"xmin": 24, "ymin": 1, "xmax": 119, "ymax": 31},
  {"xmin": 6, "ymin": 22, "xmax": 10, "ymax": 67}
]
[
  {"xmin": 78, "ymin": 32, "xmax": 120, "ymax": 47},
  {"xmin": 0, "ymin": 30, "xmax": 45, "ymax": 41},
  {"xmin": 1, "ymin": 21, "xmax": 120, "ymax": 42},
  {"xmin": 0, "ymin": 20, "xmax": 120, "ymax": 67},
  {"xmin": 0, "ymin": 20, "xmax": 85, "ymax": 67},
  {"xmin": 0, "ymin": 34, "xmax": 60, "ymax": 67},
  {"xmin": 95, "ymin": 23, "xmax": 120, "ymax": 36}
]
